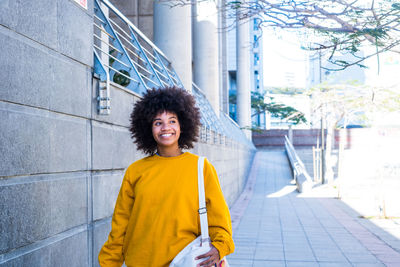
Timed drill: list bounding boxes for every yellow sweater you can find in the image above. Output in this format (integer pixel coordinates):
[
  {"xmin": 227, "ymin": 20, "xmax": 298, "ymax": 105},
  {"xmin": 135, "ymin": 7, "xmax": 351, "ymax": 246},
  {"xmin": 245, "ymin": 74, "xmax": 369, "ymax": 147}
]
[{"xmin": 98, "ymin": 152, "xmax": 234, "ymax": 267}]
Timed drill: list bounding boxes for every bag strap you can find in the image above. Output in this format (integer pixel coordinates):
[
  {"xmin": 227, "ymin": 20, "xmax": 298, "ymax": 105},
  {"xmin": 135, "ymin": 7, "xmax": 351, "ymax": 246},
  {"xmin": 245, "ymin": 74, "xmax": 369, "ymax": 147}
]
[{"xmin": 198, "ymin": 156, "xmax": 209, "ymax": 244}]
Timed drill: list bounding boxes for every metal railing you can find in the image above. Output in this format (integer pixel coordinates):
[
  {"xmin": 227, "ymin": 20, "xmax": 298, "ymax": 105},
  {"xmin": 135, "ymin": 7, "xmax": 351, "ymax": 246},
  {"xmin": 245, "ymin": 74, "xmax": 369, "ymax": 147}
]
[
  {"xmin": 192, "ymin": 83, "xmax": 254, "ymax": 147},
  {"xmin": 93, "ymin": 0, "xmax": 182, "ymax": 99},
  {"xmin": 192, "ymin": 83, "xmax": 225, "ymax": 134},
  {"xmin": 220, "ymin": 112, "xmax": 254, "ymax": 147},
  {"xmin": 284, "ymin": 136, "xmax": 313, "ymax": 192}
]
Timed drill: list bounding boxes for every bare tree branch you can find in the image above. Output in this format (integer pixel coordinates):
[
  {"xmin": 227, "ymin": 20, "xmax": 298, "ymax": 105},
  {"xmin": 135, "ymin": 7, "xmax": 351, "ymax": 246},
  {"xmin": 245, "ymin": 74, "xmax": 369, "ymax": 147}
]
[
  {"xmin": 167, "ymin": 0, "xmax": 400, "ymax": 70},
  {"xmin": 322, "ymin": 38, "xmax": 400, "ymax": 71},
  {"xmin": 219, "ymin": 0, "xmax": 400, "ymax": 70}
]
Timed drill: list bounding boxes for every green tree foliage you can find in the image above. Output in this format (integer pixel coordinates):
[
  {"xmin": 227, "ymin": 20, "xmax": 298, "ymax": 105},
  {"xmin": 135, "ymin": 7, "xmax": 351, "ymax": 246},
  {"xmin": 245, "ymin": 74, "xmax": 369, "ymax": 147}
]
[
  {"xmin": 252, "ymin": 91, "xmax": 307, "ymax": 125},
  {"xmin": 109, "ymin": 49, "xmax": 131, "ymax": 87},
  {"xmin": 230, "ymin": 91, "xmax": 307, "ymax": 125}
]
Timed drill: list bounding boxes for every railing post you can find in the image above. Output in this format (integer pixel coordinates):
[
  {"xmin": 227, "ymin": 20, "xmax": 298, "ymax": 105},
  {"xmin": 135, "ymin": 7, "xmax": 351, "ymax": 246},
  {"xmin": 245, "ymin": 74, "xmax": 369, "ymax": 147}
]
[{"xmin": 288, "ymin": 125, "xmax": 293, "ymax": 144}]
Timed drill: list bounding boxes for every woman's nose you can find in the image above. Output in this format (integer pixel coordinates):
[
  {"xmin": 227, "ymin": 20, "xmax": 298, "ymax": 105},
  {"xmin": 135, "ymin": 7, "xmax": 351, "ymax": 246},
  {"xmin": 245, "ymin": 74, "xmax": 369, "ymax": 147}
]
[{"xmin": 161, "ymin": 123, "xmax": 170, "ymax": 130}]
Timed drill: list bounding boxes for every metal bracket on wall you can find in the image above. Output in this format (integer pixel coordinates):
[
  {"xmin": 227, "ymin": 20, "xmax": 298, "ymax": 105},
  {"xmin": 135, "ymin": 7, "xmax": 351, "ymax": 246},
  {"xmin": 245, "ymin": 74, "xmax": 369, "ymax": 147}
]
[{"xmin": 94, "ymin": 49, "xmax": 111, "ymax": 115}]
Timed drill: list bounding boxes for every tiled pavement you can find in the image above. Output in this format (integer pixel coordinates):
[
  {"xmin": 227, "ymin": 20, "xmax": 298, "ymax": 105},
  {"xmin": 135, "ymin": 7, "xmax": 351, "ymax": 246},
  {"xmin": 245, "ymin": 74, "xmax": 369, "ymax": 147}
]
[{"xmin": 227, "ymin": 151, "xmax": 400, "ymax": 267}]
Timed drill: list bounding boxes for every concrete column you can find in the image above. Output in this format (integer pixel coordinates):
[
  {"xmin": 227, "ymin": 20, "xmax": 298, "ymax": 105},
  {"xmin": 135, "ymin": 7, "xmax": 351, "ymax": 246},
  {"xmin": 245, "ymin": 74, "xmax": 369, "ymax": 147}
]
[
  {"xmin": 218, "ymin": 0, "xmax": 229, "ymax": 114},
  {"xmin": 193, "ymin": 1, "xmax": 220, "ymax": 114},
  {"xmin": 236, "ymin": 16, "xmax": 252, "ymax": 138},
  {"xmin": 288, "ymin": 125, "xmax": 293, "ymax": 143},
  {"xmin": 154, "ymin": 1, "xmax": 192, "ymax": 91}
]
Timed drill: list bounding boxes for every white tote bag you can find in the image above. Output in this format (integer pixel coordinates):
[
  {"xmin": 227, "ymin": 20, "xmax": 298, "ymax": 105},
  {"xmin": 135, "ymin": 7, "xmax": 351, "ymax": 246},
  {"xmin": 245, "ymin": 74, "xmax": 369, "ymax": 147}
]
[{"xmin": 170, "ymin": 157, "xmax": 230, "ymax": 267}]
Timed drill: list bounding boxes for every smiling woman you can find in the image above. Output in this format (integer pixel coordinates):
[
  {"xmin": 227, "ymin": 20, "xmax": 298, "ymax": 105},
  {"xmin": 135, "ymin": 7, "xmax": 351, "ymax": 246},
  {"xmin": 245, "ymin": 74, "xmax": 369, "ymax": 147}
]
[{"xmin": 98, "ymin": 86, "xmax": 235, "ymax": 267}]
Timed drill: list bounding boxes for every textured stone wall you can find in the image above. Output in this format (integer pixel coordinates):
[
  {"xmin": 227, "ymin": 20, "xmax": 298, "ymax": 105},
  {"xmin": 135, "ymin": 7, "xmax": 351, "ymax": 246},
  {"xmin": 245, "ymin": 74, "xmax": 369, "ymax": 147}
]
[
  {"xmin": 0, "ymin": 1, "xmax": 255, "ymax": 266},
  {"xmin": 0, "ymin": 1, "xmax": 94, "ymax": 266},
  {"xmin": 1, "ymin": 76, "xmax": 255, "ymax": 267}
]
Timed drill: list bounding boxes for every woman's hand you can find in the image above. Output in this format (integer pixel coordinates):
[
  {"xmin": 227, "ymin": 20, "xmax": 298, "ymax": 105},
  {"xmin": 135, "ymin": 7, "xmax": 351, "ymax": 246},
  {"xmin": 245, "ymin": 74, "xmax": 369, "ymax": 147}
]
[{"xmin": 196, "ymin": 245, "xmax": 220, "ymax": 267}]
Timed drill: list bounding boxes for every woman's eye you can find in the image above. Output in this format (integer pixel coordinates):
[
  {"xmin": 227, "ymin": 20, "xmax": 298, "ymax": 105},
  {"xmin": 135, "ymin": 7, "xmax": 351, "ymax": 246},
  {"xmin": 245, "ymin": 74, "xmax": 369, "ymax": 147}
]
[
  {"xmin": 170, "ymin": 120, "xmax": 176, "ymax": 124},
  {"xmin": 154, "ymin": 122, "xmax": 161, "ymax": 126}
]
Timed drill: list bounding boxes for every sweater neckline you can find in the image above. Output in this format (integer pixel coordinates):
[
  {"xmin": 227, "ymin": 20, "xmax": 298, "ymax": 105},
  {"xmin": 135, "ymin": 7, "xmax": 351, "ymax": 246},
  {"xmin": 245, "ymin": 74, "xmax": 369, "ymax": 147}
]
[{"xmin": 153, "ymin": 151, "xmax": 190, "ymax": 160}]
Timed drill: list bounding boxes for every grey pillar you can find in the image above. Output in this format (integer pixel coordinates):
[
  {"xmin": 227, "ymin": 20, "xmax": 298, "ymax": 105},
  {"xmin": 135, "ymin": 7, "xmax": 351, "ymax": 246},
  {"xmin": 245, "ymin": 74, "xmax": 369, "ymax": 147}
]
[
  {"xmin": 218, "ymin": 0, "xmax": 229, "ymax": 114},
  {"xmin": 154, "ymin": 1, "xmax": 192, "ymax": 91},
  {"xmin": 193, "ymin": 1, "xmax": 220, "ymax": 114},
  {"xmin": 236, "ymin": 16, "xmax": 252, "ymax": 138},
  {"xmin": 288, "ymin": 125, "xmax": 293, "ymax": 143}
]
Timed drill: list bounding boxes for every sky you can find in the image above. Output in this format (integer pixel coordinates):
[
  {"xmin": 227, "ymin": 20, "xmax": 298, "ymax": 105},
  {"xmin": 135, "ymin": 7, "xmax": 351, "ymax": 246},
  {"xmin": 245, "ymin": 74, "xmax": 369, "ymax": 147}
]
[
  {"xmin": 262, "ymin": 28, "xmax": 400, "ymax": 90},
  {"xmin": 262, "ymin": 29, "xmax": 308, "ymax": 89}
]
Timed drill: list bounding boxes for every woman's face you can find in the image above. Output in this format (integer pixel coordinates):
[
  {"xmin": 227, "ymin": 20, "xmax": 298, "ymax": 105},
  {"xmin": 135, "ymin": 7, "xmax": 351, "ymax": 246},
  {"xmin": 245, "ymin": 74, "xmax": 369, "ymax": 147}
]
[{"xmin": 152, "ymin": 111, "xmax": 181, "ymax": 151}]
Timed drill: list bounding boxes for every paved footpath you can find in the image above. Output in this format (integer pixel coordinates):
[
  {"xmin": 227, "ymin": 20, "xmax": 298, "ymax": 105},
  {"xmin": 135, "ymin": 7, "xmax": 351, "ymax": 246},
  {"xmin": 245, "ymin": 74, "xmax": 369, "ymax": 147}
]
[{"xmin": 227, "ymin": 151, "xmax": 400, "ymax": 267}]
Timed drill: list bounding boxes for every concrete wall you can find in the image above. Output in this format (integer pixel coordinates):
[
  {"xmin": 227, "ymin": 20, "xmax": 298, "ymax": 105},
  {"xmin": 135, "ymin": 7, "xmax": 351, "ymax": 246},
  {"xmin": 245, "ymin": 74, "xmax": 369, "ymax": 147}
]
[
  {"xmin": 253, "ymin": 128, "xmax": 395, "ymax": 150},
  {"xmin": 0, "ymin": 76, "xmax": 254, "ymax": 267},
  {"xmin": 253, "ymin": 129, "xmax": 327, "ymax": 148},
  {"xmin": 0, "ymin": 1, "xmax": 255, "ymax": 266},
  {"xmin": 0, "ymin": 1, "xmax": 95, "ymax": 266},
  {"xmin": 193, "ymin": 135, "xmax": 255, "ymax": 207}
]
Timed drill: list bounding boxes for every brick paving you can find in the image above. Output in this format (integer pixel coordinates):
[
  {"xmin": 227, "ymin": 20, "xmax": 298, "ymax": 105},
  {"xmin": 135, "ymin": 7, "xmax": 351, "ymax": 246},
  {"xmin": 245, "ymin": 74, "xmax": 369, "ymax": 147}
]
[{"xmin": 227, "ymin": 151, "xmax": 400, "ymax": 267}]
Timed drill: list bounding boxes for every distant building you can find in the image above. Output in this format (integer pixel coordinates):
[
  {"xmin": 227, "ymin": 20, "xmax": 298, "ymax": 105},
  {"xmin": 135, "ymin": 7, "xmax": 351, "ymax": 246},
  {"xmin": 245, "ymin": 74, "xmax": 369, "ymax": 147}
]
[{"xmin": 307, "ymin": 51, "xmax": 366, "ymax": 88}]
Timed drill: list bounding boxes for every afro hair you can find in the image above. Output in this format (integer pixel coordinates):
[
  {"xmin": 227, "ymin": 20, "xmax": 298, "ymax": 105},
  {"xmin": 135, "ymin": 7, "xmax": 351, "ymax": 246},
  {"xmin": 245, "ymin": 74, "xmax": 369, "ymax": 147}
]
[{"xmin": 130, "ymin": 86, "xmax": 201, "ymax": 155}]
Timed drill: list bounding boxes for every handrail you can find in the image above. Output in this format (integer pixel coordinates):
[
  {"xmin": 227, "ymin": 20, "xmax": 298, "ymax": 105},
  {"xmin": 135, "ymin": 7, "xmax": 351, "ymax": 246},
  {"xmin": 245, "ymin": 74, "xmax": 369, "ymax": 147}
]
[
  {"xmin": 192, "ymin": 82, "xmax": 206, "ymax": 96},
  {"xmin": 94, "ymin": 0, "xmax": 146, "ymax": 93},
  {"xmin": 284, "ymin": 135, "xmax": 313, "ymax": 192},
  {"xmin": 192, "ymin": 83, "xmax": 254, "ymax": 146},
  {"xmin": 285, "ymin": 136, "xmax": 306, "ymax": 174},
  {"xmin": 100, "ymin": 0, "xmax": 172, "ymax": 64},
  {"xmin": 101, "ymin": 0, "xmax": 183, "ymax": 89},
  {"xmin": 221, "ymin": 110, "xmax": 241, "ymax": 129}
]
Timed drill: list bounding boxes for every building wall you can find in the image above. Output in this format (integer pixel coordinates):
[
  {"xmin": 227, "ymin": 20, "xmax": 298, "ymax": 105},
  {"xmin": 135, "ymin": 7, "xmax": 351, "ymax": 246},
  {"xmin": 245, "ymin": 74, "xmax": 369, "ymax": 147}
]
[
  {"xmin": 0, "ymin": 1, "xmax": 94, "ymax": 266},
  {"xmin": 0, "ymin": 77, "xmax": 255, "ymax": 267},
  {"xmin": 0, "ymin": 1, "xmax": 255, "ymax": 266},
  {"xmin": 109, "ymin": 0, "xmax": 153, "ymax": 41},
  {"xmin": 253, "ymin": 129, "xmax": 325, "ymax": 148}
]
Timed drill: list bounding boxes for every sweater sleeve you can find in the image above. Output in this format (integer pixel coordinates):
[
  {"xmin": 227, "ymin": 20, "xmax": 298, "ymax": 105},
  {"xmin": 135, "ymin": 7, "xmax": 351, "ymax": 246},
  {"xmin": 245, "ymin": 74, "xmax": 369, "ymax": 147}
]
[
  {"xmin": 203, "ymin": 159, "xmax": 235, "ymax": 260},
  {"xmin": 98, "ymin": 168, "xmax": 135, "ymax": 267}
]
